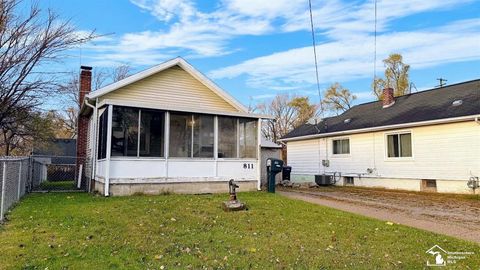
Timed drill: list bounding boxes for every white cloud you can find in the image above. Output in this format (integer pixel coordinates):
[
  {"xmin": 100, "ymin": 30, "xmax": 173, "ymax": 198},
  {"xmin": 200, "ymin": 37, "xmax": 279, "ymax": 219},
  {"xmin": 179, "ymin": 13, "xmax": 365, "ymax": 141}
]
[{"xmin": 210, "ymin": 18, "xmax": 480, "ymax": 91}]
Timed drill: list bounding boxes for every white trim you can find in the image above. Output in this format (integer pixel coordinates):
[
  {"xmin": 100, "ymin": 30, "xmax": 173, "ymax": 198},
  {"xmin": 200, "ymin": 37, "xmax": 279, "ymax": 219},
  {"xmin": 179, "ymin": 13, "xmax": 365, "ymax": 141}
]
[
  {"xmin": 257, "ymin": 118, "xmax": 262, "ymax": 190},
  {"xmin": 384, "ymin": 130, "xmax": 414, "ymax": 161},
  {"xmin": 279, "ymin": 115, "xmax": 480, "ymax": 142},
  {"xmin": 87, "ymin": 57, "xmax": 248, "ymax": 113},
  {"xmin": 97, "ymin": 99, "xmax": 272, "ymax": 119},
  {"xmin": 104, "ymin": 105, "xmax": 113, "ymax": 196},
  {"xmin": 214, "ymin": 115, "xmax": 218, "ymax": 177},
  {"xmin": 331, "ymin": 136, "xmax": 351, "ymax": 157},
  {"xmin": 165, "ymin": 111, "xmax": 170, "ymax": 178}
]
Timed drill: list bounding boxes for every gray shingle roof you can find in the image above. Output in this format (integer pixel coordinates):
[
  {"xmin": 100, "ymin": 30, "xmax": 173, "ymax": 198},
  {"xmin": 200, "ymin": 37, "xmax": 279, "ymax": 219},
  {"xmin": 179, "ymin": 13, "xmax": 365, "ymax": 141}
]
[{"xmin": 282, "ymin": 79, "xmax": 480, "ymax": 140}]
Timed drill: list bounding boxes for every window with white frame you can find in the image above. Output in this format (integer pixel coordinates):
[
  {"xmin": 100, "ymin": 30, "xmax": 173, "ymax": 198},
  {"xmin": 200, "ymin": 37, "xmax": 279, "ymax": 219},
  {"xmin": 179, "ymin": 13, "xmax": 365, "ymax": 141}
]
[
  {"xmin": 109, "ymin": 106, "xmax": 165, "ymax": 157},
  {"xmin": 218, "ymin": 116, "xmax": 237, "ymax": 158},
  {"xmin": 169, "ymin": 113, "xmax": 214, "ymax": 158},
  {"xmin": 332, "ymin": 138, "xmax": 350, "ymax": 155},
  {"xmin": 218, "ymin": 117, "xmax": 257, "ymax": 159},
  {"xmin": 387, "ymin": 132, "xmax": 412, "ymax": 158}
]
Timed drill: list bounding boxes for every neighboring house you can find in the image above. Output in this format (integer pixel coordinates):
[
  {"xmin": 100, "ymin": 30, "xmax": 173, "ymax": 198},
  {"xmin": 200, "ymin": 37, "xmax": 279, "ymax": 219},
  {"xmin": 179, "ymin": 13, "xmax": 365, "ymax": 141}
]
[
  {"xmin": 33, "ymin": 138, "xmax": 77, "ymax": 164},
  {"xmin": 77, "ymin": 57, "xmax": 269, "ymax": 196},
  {"xmin": 280, "ymin": 80, "xmax": 480, "ymax": 194},
  {"xmin": 260, "ymin": 137, "xmax": 283, "ymax": 186},
  {"xmin": 32, "ymin": 139, "xmax": 77, "ymax": 183}
]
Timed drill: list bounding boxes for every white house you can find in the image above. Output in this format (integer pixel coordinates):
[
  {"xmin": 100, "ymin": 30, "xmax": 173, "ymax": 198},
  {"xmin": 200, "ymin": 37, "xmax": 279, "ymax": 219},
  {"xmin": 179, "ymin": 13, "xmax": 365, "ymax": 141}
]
[
  {"xmin": 77, "ymin": 57, "xmax": 269, "ymax": 196},
  {"xmin": 280, "ymin": 80, "xmax": 480, "ymax": 194}
]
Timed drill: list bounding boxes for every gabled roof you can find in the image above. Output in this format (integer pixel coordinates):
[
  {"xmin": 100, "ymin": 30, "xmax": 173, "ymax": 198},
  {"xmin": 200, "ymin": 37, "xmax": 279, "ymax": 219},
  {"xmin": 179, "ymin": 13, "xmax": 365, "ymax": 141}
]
[
  {"xmin": 86, "ymin": 57, "xmax": 248, "ymax": 113},
  {"xmin": 282, "ymin": 79, "xmax": 480, "ymax": 141}
]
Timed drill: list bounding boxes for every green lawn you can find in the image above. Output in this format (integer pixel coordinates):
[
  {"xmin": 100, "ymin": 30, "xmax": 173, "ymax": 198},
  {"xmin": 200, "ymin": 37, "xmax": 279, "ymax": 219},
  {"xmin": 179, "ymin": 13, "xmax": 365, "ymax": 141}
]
[
  {"xmin": 0, "ymin": 192, "xmax": 478, "ymax": 269},
  {"xmin": 38, "ymin": 181, "xmax": 77, "ymax": 191}
]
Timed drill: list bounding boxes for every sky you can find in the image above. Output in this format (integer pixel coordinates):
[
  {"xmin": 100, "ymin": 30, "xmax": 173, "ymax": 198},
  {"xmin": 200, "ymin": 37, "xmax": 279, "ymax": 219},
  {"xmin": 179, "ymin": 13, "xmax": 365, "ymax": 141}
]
[{"xmin": 37, "ymin": 0, "xmax": 480, "ymax": 107}]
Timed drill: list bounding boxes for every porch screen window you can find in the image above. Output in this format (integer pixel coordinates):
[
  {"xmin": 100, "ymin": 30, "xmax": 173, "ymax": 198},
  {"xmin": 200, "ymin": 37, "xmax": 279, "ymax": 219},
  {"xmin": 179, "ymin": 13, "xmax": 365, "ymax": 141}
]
[
  {"xmin": 169, "ymin": 113, "xmax": 214, "ymax": 158},
  {"xmin": 97, "ymin": 109, "xmax": 108, "ymax": 160},
  {"xmin": 193, "ymin": 115, "xmax": 214, "ymax": 157},
  {"xmin": 333, "ymin": 139, "xmax": 350, "ymax": 155},
  {"xmin": 218, "ymin": 117, "xmax": 237, "ymax": 158},
  {"xmin": 139, "ymin": 110, "xmax": 165, "ymax": 157},
  {"xmin": 169, "ymin": 113, "xmax": 192, "ymax": 157},
  {"xmin": 110, "ymin": 106, "xmax": 165, "ymax": 157},
  {"xmin": 111, "ymin": 107, "xmax": 138, "ymax": 156},
  {"xmin": 239, "ymin": 118, "xmax": 257, "ymax": 158},
  {"xmin": 387, "ymin": 133, "xmax": 412, "ymax": 158}
]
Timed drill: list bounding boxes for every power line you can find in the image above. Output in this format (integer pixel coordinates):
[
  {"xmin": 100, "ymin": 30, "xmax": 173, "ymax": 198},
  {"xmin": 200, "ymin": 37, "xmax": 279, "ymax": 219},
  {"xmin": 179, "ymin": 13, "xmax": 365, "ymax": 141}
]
[
  {"xmin": 308, "ymin": 0, "xmax": 323, "ymax": 115},
  {"xmin": 373, "ymin": 0, "xmax": 377, "ymax": 93}
]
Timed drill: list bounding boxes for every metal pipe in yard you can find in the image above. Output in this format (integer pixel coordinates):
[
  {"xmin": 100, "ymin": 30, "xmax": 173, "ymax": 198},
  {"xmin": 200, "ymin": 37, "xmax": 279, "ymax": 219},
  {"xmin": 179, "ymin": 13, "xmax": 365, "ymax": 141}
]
[
  {"xmin": 1, "ymin": 162, "xmax": 6, "ymax": 221},
  {"xmin": 17, "ymin": 162, "xmax": 22, "ymax": 200}
]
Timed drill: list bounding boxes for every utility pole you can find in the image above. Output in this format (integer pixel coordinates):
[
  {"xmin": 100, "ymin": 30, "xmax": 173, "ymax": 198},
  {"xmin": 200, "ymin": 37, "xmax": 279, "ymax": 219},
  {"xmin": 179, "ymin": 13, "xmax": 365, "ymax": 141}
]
[{"xmin": 436, "ymin": 78, "xmax": 447, "ymax": 88}]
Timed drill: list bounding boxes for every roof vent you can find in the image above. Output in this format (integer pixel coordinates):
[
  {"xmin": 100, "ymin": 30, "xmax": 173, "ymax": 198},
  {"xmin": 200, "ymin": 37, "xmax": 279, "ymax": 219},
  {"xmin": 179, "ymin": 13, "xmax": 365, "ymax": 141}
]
[
  {"xmin": 452, "ymin": 100, "xmax": 463, "ymax": 107},
  {"xmin": 344, "ymin": 118, "xmax": 351, "ymax": 124}
]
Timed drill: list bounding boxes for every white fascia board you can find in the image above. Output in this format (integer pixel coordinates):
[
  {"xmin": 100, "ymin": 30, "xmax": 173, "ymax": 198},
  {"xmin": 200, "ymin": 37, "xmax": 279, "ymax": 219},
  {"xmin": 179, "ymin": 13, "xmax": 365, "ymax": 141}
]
[
  {"xmin": 86, "ymin": 57, "xmax": 248, "ymax": 113},
  {"xmin": 98, "ymin": 99, "xmax": 273, "ymax": 119},
  {"xmin": 279, "ymin": 114, "xmax": 480, "ymax": 142}
]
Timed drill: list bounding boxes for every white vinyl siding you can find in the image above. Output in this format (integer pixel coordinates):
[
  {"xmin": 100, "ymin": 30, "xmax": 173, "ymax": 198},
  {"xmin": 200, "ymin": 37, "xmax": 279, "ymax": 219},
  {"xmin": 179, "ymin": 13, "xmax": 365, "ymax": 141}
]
[
  {"xmin": 100, "ymin": 66, "xmax": 239, "ymax": 113},
  {"xmin": 287, "ymin": 121, "xmax": 480, "ymax": 181}
]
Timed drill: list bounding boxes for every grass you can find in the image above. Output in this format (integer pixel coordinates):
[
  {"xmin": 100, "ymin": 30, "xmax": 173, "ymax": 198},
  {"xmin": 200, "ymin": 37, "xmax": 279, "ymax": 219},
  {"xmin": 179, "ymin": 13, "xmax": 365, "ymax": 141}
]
[
  {"xmin": 0, "ymin": 192, "xmax": 479, "ymax": 269},
  {"xmin": 38, "ymin": 181, "xmax": 77, "ymax": 191}
]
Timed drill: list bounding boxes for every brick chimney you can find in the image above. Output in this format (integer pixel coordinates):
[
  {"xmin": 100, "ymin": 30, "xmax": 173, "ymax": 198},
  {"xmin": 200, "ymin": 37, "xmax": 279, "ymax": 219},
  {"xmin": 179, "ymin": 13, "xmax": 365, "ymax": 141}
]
[
  {"xmin": 76, "ymin": 66, "xmax": 92, "ymax": 189},
  {"xmin": 382, "ymin": 88, "xmax": 395, "ymax": 108}
]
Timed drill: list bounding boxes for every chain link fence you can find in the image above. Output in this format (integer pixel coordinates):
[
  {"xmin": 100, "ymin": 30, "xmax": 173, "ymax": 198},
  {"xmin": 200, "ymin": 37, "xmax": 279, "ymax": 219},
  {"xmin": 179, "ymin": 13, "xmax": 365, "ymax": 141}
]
[
  {"xmin": 30, "ymin": 155, "xmax": 81, "ymax": 191},
  {"xmin": 0, "ymin": 157, "xmax": 30, "ymax": 222},
  {"xmin": 0, "ymin": 155, "xmax": 85, "ymax": 221}
]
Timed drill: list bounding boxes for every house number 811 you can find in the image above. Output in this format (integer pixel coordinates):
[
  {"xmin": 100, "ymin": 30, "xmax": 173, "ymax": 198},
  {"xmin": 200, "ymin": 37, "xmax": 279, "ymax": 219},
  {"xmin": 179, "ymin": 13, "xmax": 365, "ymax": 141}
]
[{"xmin": 243, "ymin": 163, "xmax": 254, "ymax": 169}]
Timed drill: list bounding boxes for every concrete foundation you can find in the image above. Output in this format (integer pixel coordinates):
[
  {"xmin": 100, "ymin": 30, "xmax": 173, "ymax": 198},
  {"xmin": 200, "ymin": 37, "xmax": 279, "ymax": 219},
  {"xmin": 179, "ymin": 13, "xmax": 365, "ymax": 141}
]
[
  {"xmin": 92, "ymin": 179, "xmax": 258, "ymax": 196},
  {"xmin": 291, "ymin": 174, "xmax": 477, "ymax": 194}
]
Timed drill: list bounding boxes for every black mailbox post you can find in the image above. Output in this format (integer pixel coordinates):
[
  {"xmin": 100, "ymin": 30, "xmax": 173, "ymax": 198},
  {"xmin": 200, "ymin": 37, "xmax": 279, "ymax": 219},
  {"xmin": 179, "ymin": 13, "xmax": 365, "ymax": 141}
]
[{"xmin": 266, "ymin": 158, "xmax": 284, "ymax": 193}]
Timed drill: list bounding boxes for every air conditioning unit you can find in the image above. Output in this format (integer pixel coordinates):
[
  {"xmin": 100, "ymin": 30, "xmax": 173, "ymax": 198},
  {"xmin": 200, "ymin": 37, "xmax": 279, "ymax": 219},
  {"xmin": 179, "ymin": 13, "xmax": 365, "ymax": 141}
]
[{"xmin": 315, "ymin": 174, "xmax": 332, "ymax": 186}]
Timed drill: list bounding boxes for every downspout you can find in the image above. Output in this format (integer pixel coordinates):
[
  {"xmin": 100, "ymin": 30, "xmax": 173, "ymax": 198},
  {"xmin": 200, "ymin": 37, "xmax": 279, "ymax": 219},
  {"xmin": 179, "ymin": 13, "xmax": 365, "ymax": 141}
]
[
  {"xmin": 84, "ymin": 98, "xmax": 97, "ymax": 192},
  {"xmin": 257, "ymin": 118, "xmax": 262, "ymax": 191},
  {"xmin": 104, "ymin": 104, "xmax": 113, "ymax": 197}
]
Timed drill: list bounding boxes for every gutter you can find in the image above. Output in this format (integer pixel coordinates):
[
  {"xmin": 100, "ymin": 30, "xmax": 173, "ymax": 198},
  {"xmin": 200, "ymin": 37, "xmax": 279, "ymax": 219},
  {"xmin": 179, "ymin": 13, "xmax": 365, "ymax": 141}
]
[
  {"xmin": 84, "ymin": 98, "xmax": 97, "ymax": 192},
  {"xmin": 279, "ymin": 114, "xmax": 480, "ymax": 142}
]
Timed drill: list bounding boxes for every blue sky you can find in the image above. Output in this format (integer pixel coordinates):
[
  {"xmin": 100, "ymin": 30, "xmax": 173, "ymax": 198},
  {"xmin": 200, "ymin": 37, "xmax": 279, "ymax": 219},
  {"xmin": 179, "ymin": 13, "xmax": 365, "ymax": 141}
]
[{"xmin": 38, "ymin": 0, "xmax": 480, "ymax": 107}]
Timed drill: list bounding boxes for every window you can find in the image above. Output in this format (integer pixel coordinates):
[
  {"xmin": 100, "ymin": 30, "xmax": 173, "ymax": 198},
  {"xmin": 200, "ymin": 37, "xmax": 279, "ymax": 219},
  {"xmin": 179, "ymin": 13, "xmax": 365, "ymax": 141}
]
[
  {"xmin": 169, "ymin": 113, "xmax": 214, "ymax": 158},
  {"xmin": 344, "ymin": 176, "xmax": 354, "ymax": 185},
  {"xmin": 193, "ymin": 115, "xmax": 214, "ymax": 157},
  {"xmin": 111, "ymin": 107, "xmax": 139, "ymax": 156},
  {"xmin": 218, "ymin": 117, "xmax": 237, "ymax": 158},
  {"xmin": 333, "ymin": 138, "xmax": 350, "ymax": 155},
  {"xmin": 421, "ymin": 179, "xmax": 437, "ymax": 192},
  {"xmin": 139, "ymin": 110, "xmax": 165, "ymax": 157},
  {"xmin": 169, "ymin": 113, "xmax": 192, "ymax": 157},
  {"xmin": 239, "ymin": 118, "xmax": 257, "ymax": 158},
  {"xmin": 109, "ymin": 106, "xmax": 165, "ymax": 157},
  {"xmin": 97, "ymin": 109, "xmax": 108, "ymax": 159},
  {"xmin": 387, "ymin": 133, "xmax": 412, "ymax": 158}
]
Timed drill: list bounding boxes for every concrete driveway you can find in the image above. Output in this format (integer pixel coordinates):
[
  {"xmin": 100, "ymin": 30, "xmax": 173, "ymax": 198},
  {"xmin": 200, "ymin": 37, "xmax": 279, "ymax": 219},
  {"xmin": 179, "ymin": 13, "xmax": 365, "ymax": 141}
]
[{"xmin": 278, "ymin": 187, "xmax": 480, "ymax": 243}]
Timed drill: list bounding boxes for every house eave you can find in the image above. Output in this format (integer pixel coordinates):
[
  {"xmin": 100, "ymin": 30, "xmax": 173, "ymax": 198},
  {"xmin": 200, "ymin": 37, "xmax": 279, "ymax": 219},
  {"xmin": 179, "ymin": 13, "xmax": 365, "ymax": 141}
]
[
  {"xmin": 86, "ymin": 57, "xmax": 248, "ymax": 113},
  {"xmin": 279, "ymin": 114, "xmax": 480, "ymax": 142},
  {"xmin": 97, "ymin": 99, "xmax": 273, "ymax": 119}
]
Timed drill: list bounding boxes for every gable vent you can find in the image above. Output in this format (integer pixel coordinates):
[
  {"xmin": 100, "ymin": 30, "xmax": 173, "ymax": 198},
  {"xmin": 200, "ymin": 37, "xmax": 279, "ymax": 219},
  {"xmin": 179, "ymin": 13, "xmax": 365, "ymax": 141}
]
[{"xmin": 452, "ymin": 100, "xmax": 463, "ymax": 107}]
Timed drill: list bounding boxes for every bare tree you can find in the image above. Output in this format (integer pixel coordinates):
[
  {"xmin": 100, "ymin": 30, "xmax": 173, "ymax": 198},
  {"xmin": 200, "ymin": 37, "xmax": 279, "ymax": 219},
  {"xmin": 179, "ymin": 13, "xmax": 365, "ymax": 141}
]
[
  {"xmin": 322, "ymin": 83, "xmax": 357, "ymax": 115},
  {"xmin": 57, "ymin": 65, "xmax": 132, "ymax": 137},
  {"xmin": 0, "ymin": 109, "xmax": 55, "ymax": 155},
  {"xmin": 257, "ymin": 94, "xmax": 318, "ymax": 142},
  {"xmin": 0, "ymin": 0, "xmax": 96, "ymax": 154}
]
